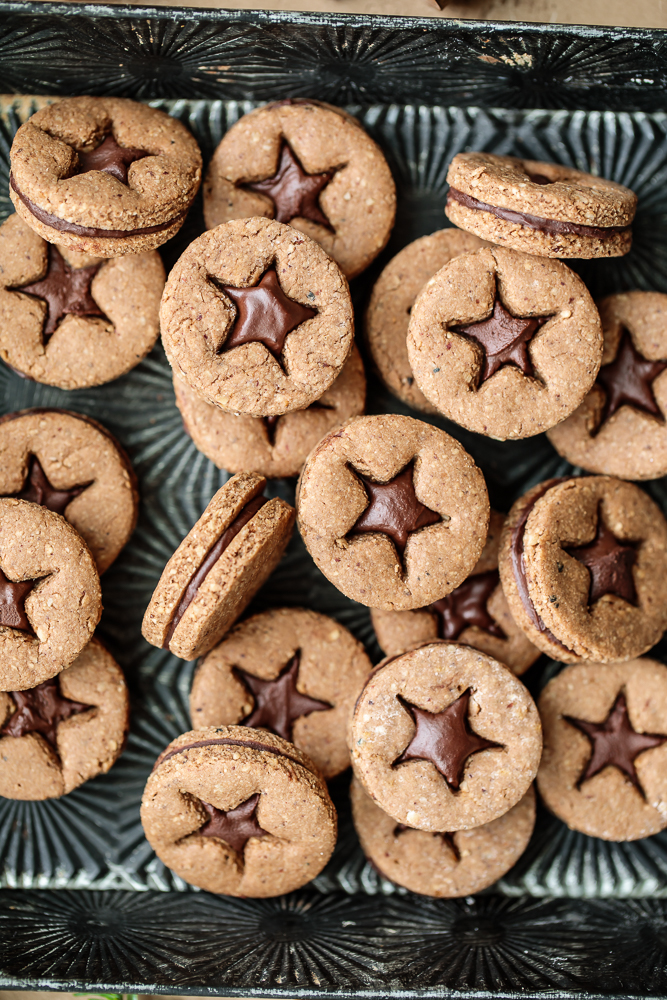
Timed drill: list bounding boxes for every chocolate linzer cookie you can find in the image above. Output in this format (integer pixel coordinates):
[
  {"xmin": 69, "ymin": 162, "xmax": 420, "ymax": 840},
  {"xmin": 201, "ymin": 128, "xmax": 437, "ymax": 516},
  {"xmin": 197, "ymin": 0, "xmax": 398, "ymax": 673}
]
[
  {"xmin": 538, "ymin": 659, "xmax": 667, "ymax": 840},
  {"xmin": 548, "ymin": 293, "xmax": 667, "ymax": 480},
  {"xmin": 0, "ymin": 214, "xmax": 164, "ymax": 388},
  {"xmin": 406, "ymin": 246, "xmax": 602, "ymax": 440},
  {"xmin": 203, "ymin": 99, "xmax": 396, "ymax": 279},
  {"xmin": 174, "ymin": 344, "xmax": 366, "ymax": 479},
  {"xmin": 10, "ymin": 97, "xmax": 202, "ymax": 256},
  {"xmin": 160, "ymin": 217, "xmax": 355, "ymax": 417},
  {"xmin": 365, "ymin": 229, "xmax": 487, "ymax": 413},
  {"xmin": 351, "ymin": 777, "xmax": 536, "ymax": 897},
  {"xmin": 371, "ymin": 511, "xmax": 541, "ymax": 676},
  {"xmin": 296, "ymin": 414, "xmax": 489, "ymax": 611},
  {"xmin": 0, "ymin": 498, "xmax": 102, "ymax": 691},
  {"xmin": 349, "ymin": 641, "xmax": 541, "ymax": 832},
  {"xmin": 142, "ymin": 473, "xmax": 295, "ymax": 661},
  {"xmin": 499, "ymin": 476, "xmax": 667, "ymax": 663},
  {"xmin": 0, "ymin": 637, "xmax": 129, "ymax": 800},
  {"xmin": 0, "ymin": 408, "xmax": 138, "ymax": 573},
  {"xmin": 190, "ymin": 607, "xmax": 372, "ymax": 779},
  {"xmin": 141, "ymin": 725, "xmax": 337, "ymax": 896},
  {"xmin": 445, "ymin": 152, "xmax": 636, "ymax": 259}
]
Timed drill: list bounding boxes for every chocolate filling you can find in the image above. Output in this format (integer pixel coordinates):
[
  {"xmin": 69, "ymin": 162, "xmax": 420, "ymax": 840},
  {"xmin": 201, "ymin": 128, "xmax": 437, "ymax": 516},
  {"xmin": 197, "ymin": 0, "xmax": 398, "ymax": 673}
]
[
  {"xmin": 153, "ymin": 735, "xmax": 308, "ymax": 773},
  {"xmin": 447, "ymin": 187, "xmax": 628, "ymax": 240},
  {"xmin": 163, "ymin": 493, "xmax": 268, "ymax": 648}
]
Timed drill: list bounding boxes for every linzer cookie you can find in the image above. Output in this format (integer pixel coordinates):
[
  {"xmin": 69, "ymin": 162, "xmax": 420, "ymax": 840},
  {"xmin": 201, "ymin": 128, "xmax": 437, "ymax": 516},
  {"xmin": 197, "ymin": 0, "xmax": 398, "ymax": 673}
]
[
  {"xmin": 141, "ymin": 725, "xmax": 337, "ymax": 896},
  {"xmin": 365, "ymin": 229, "xmax": 487, "ymax": 413},
  {"xmin": 351, "ymin": 777, "xmax": 536, "ymax": 897},
  {"xmin": 203, "ymin": 99, "xmax": 396, "ymax": 279},
  {"xmin": 0, "ymin": 214, "xmax": 164, "ymax": 388},
  {"xmin": 160, "ymin": 217, "xmax": 354, "ymax": 417},
  {"xmin": 0, "ymin": 498, "xmax": 102, "ymax": 691},
  {"xmin": 296, "ymin": 414, "xmax": 489, "ymax": 611},
  {"xmin": 0, "ymin": 408, "xmax": 138, "ymax": 573},
  {"xmin": 445, "ymin": 152, "xmax": 636, "ymax": 258},
  {"xmin": 371, "ymin": 511, "xmax": 541, "ymax": 676},
  {"xmin": 348, "ymin": 641, "xmax": 542, "ymax": 831},
  {"xmin": 499, "ymin": 476, "xmax": 667, "ymax": 663},
  {"xmin": 548, "ymin": 293, "xmax": 667, "ymax": 480},
  {"xmin": 9, "ymin": 96, "xmax": 202, "ymax": 256},
  {"xmin": 0, "ymin": 637, "xmax": 129, "ymax": 800},
  {"xmin": 175, "ymin": 344, "xmax": 366, "ymax": 479},
  {"xmin": 190, "ymin": 607, "xmax": 372, "ymax": 779},
  {"xmin": 406, "ymin": 246, "xmax": 602, "ymax": 440},
  {"xmin": 142, "ymin": 472, "xmax": 295, "ymax": 661},
  {"xmin": 538, "ymin": 660, "xmax": 667, "ymax": 840}
]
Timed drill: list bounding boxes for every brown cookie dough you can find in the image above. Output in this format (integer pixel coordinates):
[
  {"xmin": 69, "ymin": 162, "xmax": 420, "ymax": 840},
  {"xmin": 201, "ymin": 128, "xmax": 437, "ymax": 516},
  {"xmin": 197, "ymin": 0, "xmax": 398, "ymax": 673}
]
[
  {"xmin": 0, "ymin": 498, "xmax": 102, "ymax": 691},
  {"xmin": 141, "ymin": 724, "xmax": 337, "ymax": 896},
  {"xmin": 0, "ymin": 408, "xmax": 138, "ymax": 573},
  {"xmin": 142, "ymin": 472, "xmax": 295, "ymax": 661},
  {"xmin": 190, "ymin": 607, "xmax": 372, "ymax": 779},
  {"xmin": 161, "ymin": 217, "xmax": 355, "ymax": 417},
  {"xmin": 0, "ymin": 637, "xmax": 129, "ymax": 800},
  {"xmin": 406, "ymin": 246, "xmax": 603, "ymax": 440},
  {"xmin": 296, "ymin": 414, "xmax": 489, "ymax": 611},
  {"xmin": 203, "ymin": 99, "xmax": 396, "ymax": 280},
  {"xmin": 349, "ymin": 641, "xmax": 541, "ymax": 832},
  {"xmin": 351, "ymin": 776, "xmax": 535, "ymax": 897},
  {"xmin": 9, "ymin": 97, "xmax": 202, "ymax": 256},
  {"xmin": 445, "ymin": 152, "xmax": 636, "ymax": 259},
  {"xmin": 537, "ymin": 659, "xmax": 667, "ymax": 840},
  {"xmin": 174, "ymin": 343, "xmax": 366, "ymax": 478},
  {"xmin": 365, "ymin": 229, "xmax": 487, "ymax": 413},
  {"xmin": 499, "ymin": 476, "xmax": 667, "ymax": 664},
  {"xmin": 371, "ymin": 511, "xmax": 541, "ymax": 676},
  {"xmin": 548, "ymin": 293, "xmax": 667, "ymax": 480}
]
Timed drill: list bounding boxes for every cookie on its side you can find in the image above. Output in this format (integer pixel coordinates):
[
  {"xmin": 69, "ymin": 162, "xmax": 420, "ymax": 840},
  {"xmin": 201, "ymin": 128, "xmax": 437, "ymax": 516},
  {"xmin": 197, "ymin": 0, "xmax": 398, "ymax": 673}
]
[{"xmin": 142, "ymin": 472, "xmax": 295, "ymax": 661}]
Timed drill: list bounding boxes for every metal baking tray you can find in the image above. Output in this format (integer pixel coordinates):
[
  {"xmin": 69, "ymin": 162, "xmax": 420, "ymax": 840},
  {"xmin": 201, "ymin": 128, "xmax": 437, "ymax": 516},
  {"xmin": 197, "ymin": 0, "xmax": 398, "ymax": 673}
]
[{"xmin": 2, "ymin": 4, "xmax": 667, "ymax": 996}]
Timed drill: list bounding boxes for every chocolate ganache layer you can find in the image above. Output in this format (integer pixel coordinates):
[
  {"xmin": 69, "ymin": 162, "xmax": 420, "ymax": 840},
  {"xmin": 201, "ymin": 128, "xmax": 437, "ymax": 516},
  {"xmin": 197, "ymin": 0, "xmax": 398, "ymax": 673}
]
[{"xmin": 153, "ymin": 735, "xmax": 309, "ymax": 773}]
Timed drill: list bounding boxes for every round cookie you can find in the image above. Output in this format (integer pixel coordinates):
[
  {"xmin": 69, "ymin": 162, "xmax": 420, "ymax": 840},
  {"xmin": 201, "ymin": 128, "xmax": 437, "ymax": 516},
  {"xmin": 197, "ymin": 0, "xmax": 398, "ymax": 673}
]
[
  {"xmin": 0, "ymin": 637, "xmax": 129, "ymax": 800},
  {"xmin": 0, "ymin": 498, "xmax": 102, "ymax": 691},
  {"xmin": 296, "ymin": 414, "xmax": 489, "ymax": 611},
  {"xmin": 537, "ymin": 659, "xmax": 667, "ymax": 841},
  {"xmin": 548, "ymin": 292, "xmax": 667, "ymax": 480},
  {"xmin": 351, "ymin": 777, "xmax": 536, "ymax": 897},
  {"xmin": 0, "ymin": 408, "xmax": 138, "ymax": 573},
  {"xmin": 406, "ymin": 245, "xmax": 603, "ymax": 440},
  {"xmin": 160, "ymin": 217, "xmax": 355, "ymax": 417},
  {"xmin": 175, "ymin": 344, "xmax": 366, "ymax": 478},
  {"xmin": 142, "ymin": 472, "xmax": 295, "ymax": 661},
  {"xmin": 371, "ymin": 511, "xmax": 541, "ymax": 676},
  {"xmin": 365, "ymin": 229, "xmax": 487, "ymax": 413},
  {"xmin": 0, "ymin": 214, "xmax": 164, "ymax": 388},
  {"xmin": 141, "ymin": 725, "xmax": 337, "ymax": 897},
  {"xmin": 445, "ymin": 152, "xmax": 636, "ymax": 259},
  {"xmin": 10, "ymin": 97, "xmax": 202, "ymax": 256},
  {"xmin": 190, "ymin": 607, "xmax": 373, "ymax": 779},
  {"xmin": 203, "ymin": 99, "xmax": 396, "ymax": 279},
  {"xmin": 499, "ymin": 476, "xmax": 667, "ymax": 664}
]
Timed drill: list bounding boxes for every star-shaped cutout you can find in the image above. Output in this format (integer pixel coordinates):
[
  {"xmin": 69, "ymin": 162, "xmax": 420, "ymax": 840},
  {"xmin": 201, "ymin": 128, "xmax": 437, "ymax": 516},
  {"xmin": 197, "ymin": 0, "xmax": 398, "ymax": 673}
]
[
  {"xmin": 7, "ymin": 454, "xmax": 92, "ymax": 516},
  {"xmin": 220, "ymin": 268, "xmax": 317, "ymax": 366},
  {"xmin": 76, "ymin": 133, "xmax": 148, "ymax": 185},
  {"xmin": 565, "ymin": 691, "xmax": 667, "ymax": 795},
  {"xmin": 235, "ymin": 651, "xmax": 331, "ymax": 742},
  {"xmin": 0, "ymin": 677, "xmax": 91, "ymax": 749},
  {"xmin": 394, "ymin": 689, "xmax": 503, "ymax": 791},
  {"xmin": 393, "ymin": 822, "xmax": 460, "ymax": 860},
  {"xmin": 430, "ymin": 570, "xmax": 506, "ymax": 641},
  {"xmin": 18, "ymin": 243, "xmax": 105, "ymax": 339},
  {"xmin": 0, "ymin": 566, "xmax": 41, "ymax": 633},
  {"xmin": 245, "ymin": 142, "xmax": 335, "ymax": 231},
  {"xmin": 595, "ymin": 329, "xmax": 667, "ymax": 431},
  {"xmin": 350, "ymin": 460, "xmax": 442, "ymax": 558},
  {"xmin": 453, "ymin": 299, "xmax": 549, "ymax": 386},
  {"xmin": 565, "ymin": 508, "xmax": 638, "ymax": 606},
  {"xmin": 199, "ymin": 792, "xmax": 269, "ymax": 855}
]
